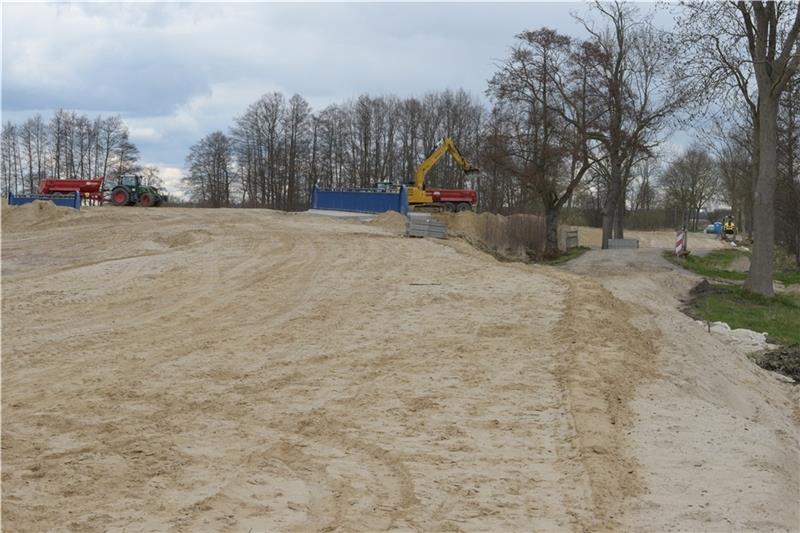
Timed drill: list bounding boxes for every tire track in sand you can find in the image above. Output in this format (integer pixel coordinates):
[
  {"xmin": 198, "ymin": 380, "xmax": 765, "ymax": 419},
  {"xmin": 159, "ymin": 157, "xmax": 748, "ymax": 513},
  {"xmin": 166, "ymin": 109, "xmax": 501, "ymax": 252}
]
[{"xmin": 544, "ymin": 269, "xmax": 659, "ymax": 531}]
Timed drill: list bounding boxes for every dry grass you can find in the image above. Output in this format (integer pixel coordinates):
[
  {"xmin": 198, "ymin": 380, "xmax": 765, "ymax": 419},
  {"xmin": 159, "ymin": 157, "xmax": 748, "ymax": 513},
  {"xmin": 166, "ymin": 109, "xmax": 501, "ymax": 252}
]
[{"xmin": 436, "ymin": 211, "xmax": 546, "ymax": 261}]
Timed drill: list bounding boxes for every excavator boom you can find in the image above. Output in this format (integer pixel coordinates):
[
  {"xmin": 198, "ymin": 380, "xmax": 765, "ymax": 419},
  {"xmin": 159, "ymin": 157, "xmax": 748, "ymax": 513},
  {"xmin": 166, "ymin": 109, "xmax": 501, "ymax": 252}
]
[{"xmin": 413, "ymin": 137, "xmax": 479, "ymax": 190}]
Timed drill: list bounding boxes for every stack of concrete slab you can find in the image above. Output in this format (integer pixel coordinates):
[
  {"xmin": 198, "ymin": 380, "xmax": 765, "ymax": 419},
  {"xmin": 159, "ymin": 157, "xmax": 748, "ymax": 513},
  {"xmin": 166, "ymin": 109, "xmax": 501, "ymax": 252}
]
[
  {"xmin": 406, "ymin": 213, "xmax": 448, "ymax": 239},
  {"xmin": 608, "ymin": 238, "xmax": 639, "ymax": 249}
]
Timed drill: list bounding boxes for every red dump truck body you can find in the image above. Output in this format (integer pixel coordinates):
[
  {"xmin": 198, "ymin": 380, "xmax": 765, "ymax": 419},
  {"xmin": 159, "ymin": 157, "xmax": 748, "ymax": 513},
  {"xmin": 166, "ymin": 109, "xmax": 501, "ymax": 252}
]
[
  {"xmin": 39, "ymin": 177, "xmax": 105, "ymax": 204},
  {"xmin": 428, "ymin": 188, "xmax": 478, "ymax": 205}
]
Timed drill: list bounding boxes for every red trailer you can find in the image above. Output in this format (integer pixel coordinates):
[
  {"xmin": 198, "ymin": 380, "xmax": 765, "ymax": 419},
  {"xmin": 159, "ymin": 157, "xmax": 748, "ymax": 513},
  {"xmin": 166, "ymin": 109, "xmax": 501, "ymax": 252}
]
[
  {"xmin": 427, "ymin": 188, "xmax": 478, "ymax": 212},
  {"xmin": 39, "ymin": 177, "xmax": 105, "ymax": 205}
]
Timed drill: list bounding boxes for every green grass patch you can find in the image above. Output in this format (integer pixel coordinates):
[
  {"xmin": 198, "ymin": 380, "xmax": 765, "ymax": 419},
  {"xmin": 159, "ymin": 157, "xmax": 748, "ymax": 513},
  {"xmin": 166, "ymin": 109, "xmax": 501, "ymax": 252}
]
[
  {"xmin": 775, "ymin": 270, "xmax": 800, "ymax": 286},
  {"xmin": 688, "ymin": 284, "xmax": 800, "ymax": 345},
  {"xmin": 665, "ymin": 248, "xmax": 800, "ymax": 285},
  {"xmin": 544, "ymin": 246, "xmax": 591, "ymax": 265},
  {"xmin": 664, "ymin": 249, "xmax": 747, "ymax": 280}
]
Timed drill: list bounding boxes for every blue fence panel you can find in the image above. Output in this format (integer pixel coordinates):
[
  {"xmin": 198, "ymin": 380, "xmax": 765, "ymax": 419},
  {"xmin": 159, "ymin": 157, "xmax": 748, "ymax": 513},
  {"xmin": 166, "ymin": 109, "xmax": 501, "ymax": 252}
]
[
  {"xmin": 7, "ymin": 191, "xmax": 81, "ymax": 210},
  {"xmin": 312, "ymin": 185, "xmax": 408, "ymax": 215}
]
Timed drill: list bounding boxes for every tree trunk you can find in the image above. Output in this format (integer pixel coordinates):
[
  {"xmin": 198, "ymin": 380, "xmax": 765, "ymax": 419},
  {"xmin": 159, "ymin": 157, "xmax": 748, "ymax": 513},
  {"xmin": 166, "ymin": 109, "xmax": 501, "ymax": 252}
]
[
  {"xmin": 602, "ymin": 157, "xmax": 622, "ymax": 249},
  {"xmin": 746, "ymin": 119, "xmax": 759, "ymax": 239},
  {"xmin": 601, "ymin": 199, "xmax": 616, "ymax": 249},
  {"xmin": 545, "ymin": 204, "xmax": 560, "ymax": 258},
  {"xmin": 613, "ymin": 194, "xmax": 625, "ymax": 238},
  {"xmin": 744, "ymin": 96, "xmax": 778, "ymax": 296}
]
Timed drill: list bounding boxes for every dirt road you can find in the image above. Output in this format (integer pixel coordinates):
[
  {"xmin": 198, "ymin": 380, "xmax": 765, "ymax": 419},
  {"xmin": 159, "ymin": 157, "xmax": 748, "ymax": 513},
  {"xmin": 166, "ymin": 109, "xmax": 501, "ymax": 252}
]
[
  {"xmin": 574, "ymin": 225, "xmax": 726, "ymax": 251},
  {"xmin": 2, "ymin": 205, "xmax": 797, "ymax": 531}
]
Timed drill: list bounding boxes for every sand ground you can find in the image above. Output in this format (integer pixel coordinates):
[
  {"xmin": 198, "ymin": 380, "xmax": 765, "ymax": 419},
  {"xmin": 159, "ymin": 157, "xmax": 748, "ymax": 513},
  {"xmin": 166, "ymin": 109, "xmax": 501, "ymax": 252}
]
[{"xmin": 2, "ymin": 204, "xmax": 798, "ymax": 532}]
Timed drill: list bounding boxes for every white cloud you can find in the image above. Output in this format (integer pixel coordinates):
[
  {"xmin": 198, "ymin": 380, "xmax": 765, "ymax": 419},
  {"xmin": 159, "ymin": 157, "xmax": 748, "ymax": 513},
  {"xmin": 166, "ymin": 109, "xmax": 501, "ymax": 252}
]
[
  {"xmin": 125, "ymin": 79, "xmax": 282, "ymax": 140},
  {"xmin": 144, "ymin": 163, "xmax": 185, "ymax": 198},
  {"xmin": 129, "ymin": 126, "xmax": 162, "ymax": 141}
]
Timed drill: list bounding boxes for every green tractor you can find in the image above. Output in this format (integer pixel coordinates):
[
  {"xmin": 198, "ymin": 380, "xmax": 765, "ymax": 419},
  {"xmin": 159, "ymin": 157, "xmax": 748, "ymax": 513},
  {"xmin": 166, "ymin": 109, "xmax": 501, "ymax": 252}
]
[{"xmin": 109, "ymin": 175, "xmax": 167, "ymax": 207}]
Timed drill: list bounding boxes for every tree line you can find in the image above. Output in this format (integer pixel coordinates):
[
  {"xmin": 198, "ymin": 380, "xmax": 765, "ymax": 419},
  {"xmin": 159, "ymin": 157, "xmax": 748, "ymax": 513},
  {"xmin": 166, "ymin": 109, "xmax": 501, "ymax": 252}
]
[
  {"xmin": 1, "ymin": 110, "xmax": 143, "ymax": 193},
  {"xmin": 184, "ymin": 90, "xmax": 483, "ymax": 210}
]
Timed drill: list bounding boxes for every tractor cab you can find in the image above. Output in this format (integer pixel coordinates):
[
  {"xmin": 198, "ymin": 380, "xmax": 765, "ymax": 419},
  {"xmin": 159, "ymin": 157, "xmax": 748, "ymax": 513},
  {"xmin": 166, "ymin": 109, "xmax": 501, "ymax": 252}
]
[{"xmin": 120, "ymin": 175, "xmax": 141, "ymax": 188}]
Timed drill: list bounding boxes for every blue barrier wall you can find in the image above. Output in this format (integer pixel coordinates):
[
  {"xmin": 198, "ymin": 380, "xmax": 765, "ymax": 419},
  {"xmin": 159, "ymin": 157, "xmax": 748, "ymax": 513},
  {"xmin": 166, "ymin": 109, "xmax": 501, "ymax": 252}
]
[
  {"xmin": 8, "ymin": 191, "xmax": 81, "ymax": 210},
  {"xmin": 311, "ymin": 185, "xmax": 408, "ymax": 215}
]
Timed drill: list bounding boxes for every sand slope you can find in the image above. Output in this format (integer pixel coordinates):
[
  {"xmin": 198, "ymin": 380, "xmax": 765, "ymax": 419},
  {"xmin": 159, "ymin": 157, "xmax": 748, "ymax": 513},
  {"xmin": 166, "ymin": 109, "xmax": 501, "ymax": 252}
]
[
  {"xmin": 2, "ymin": 206, "xmax": 797, "ymax": 532},
  {"xmin": 563, "ymin": 249, "xmax": 799, "ymax": 531}
]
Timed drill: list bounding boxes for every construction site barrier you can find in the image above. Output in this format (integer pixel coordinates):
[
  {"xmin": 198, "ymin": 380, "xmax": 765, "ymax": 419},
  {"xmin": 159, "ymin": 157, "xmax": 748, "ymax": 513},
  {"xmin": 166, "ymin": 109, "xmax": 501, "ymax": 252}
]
[
  {"xmin": 311, "ymin": 185, "xmax": 408, "ymax": 215},
  {"xmin": 675, "ymin": 230, "xmax": 687, "ymax": 256},
  {"xmin": 7, "ymin": 191, "xmax": 81, "ymax": 210}
]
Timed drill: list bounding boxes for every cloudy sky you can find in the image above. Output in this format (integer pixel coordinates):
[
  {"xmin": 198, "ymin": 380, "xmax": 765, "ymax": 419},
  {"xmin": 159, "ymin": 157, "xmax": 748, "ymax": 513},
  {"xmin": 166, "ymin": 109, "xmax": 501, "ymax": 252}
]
[{"xmin": 2, "ymin": 2, "xmax": 668, "ymax": 194}]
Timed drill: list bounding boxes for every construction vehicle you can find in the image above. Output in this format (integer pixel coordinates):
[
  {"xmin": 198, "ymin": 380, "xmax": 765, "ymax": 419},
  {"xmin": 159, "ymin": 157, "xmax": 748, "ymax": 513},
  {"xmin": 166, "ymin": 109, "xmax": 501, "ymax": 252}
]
[
  {"xmin": 110, "ymin": 175, "xmax": 166, "ymax": 207},
  {"xmin": 39, "ymin": 177, "xmax": 106, "ymax": 204},
  {"xmin": 721, "ymin": 215, "xmax": 737, "ymax": 242},
  {"xmin": 407, "ymin": 137, "xmax": 479, "ymax": 212}
]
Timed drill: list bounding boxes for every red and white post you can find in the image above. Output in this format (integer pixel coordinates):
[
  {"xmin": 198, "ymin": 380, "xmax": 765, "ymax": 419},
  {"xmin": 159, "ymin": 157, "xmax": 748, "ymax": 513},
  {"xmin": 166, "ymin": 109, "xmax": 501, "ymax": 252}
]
[{"xmin": 675, "ymin": 227, "xmax": 687, "ymax": 257}]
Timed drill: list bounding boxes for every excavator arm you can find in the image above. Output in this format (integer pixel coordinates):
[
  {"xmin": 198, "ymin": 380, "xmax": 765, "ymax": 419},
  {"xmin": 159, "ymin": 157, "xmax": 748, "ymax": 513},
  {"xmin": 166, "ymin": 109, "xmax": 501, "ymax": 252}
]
[{"xmin": 413, "ymin": 137, "xmax": 479, "ymax": 190}]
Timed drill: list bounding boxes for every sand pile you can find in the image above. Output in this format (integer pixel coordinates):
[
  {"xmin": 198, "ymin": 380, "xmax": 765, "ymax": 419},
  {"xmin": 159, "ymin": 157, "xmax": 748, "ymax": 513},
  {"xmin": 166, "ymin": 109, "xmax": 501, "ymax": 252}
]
[
  {"xmin": 369, "ymin": 210, "xmax": 408, "ymax": 234},
  {"xmin": 1, "ymin": 200, "xmax": 79, "ymax": 232},
  {"xmin": 436, "ymin": 211, "xmax": 490, "ymax": 242}
]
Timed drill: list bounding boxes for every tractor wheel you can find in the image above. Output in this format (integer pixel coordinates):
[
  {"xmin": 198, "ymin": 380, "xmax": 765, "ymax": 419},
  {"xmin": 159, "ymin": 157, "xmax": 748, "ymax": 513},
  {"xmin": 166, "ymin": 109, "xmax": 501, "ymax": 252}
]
[
  {"xmin": 111, "ymin": 187, "xmax": 130, "ymax": 206},
  {"xmin": 444, "ymin": 202, "xmax": 456, "ymax": 213},
  {"xmin": 140, "ymin": 193, "xmax": 155, "ymax": 207},
  {"xmin": 456, "ymin": 202, "xmax": 472, "ymax": 212}
]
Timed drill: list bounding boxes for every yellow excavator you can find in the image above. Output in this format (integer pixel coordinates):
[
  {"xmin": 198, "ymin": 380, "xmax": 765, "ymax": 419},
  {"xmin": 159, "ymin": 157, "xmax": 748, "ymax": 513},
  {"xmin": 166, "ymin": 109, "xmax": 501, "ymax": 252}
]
[
  {"xmin": 722, "ymin": 215, "xmax": 737, "ymax": 242},
  {"xmin": 407, "ymin": 137, "xmax": 480, "ymax": 212}
]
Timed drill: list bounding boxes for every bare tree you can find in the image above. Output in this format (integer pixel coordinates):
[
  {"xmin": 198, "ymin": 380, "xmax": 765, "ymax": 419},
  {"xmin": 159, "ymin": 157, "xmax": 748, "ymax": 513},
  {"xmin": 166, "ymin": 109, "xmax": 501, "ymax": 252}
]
[
  {"xmin": 480, "ymin": 104, "xmax": 514, "ymax": 213},
  {"xmin": 582, "ymin": 2, "xmax": 688, "ymax": 247},
  {"xmin": 18, "ymin": 118, "xmax": 36, "ymax": 193},
  {"xmin": 489, "ymin": 28, "xmax": 602, "ymax": 255},
  {"xmin": 629, "ymin": 158, "xmax": 659, "ymax": 213},
  {"xmin": 284, "ymin": 94, "xmax": 311, "ymax": 210},
  {"xmin": 141, "ymin": 166, "xmax": 165, "ymax": 189},
  {"xmin": 98, "ymin": 116, "xmax": 128, "ymax": 179},
  {"xmin": 114, "ymin": 135, "xmax": 141, "ymax": 178},
  {"xmin": 185, "ymin": 132, "xmax": 236, "ymax": 207},
  {"xmin": 660, "ymin": 147, "xmax": 719, "ymax": 231},
  {"xmin": 706, "ymin": 110, "xmax": 754, "ymax": 234},
  {"xmin": 2, "ymin": 122, "xmax": 21, "ymax": 193},
  {"xmin": 737, "ymin": 2, "xmax": 800, "ymax": 293}
]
